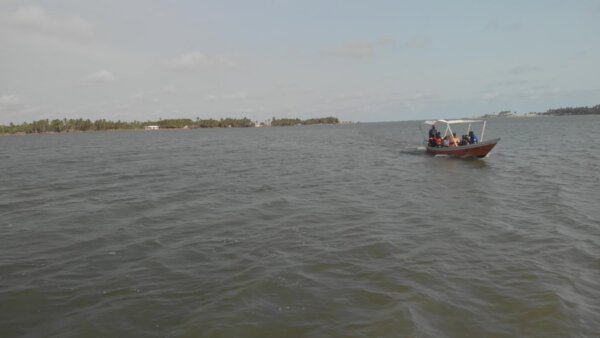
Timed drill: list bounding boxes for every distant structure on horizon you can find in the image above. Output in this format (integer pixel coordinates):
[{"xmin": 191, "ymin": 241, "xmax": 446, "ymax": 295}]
[{"xmin": 145, "ymin": 125, "xmax": 159, "ymax": 130}]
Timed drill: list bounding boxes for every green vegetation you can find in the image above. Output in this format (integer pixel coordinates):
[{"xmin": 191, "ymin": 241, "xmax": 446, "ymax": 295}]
[
  {"xmin": 0, "ymin": 116, "xmax": 338, "ymax": 135},
  {"xmin": 271, "ymin": 116, "xmax": 339, "ymax": 126},
  {"xmin": 0, "ymin": 118, "xmax": 140, "ymax": 134},
  {"xmin": 196, "ymin": 118, "xmax": 255, "ymax": 128},
  {"xmin": 540, "ymin": 104, "xmax": 600, "ymax": 116},
  {"xmin": 154, "ymin": 119, "xmax": 194, "ymax": 129},
  {"xmin": 480, "ymin": 104, "xmax": 600, "ymax": 118},
  {"xmin": 158, "ymin": 118, "xmax": 255, "ymax": 128},
  {"xmin": 0, "ymin": 117, "xmax": 253, "ymax": 134},
  {"xmin": 480, "ymin": 111, "xmax": 515, "ymax": 118}
]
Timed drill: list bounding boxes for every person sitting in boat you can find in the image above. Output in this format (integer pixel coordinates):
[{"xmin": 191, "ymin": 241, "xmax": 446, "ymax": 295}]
[
  {"xmin": 435, "ymin": 132, "xmax": 443, "ymax": 147},
  {"xmin": 428, "ymin": 134, "xmax": 436, "ymax": 147},
  {"xmin": 468, "ymin": 131, "xmax": 479, "ymax": 144},
  {"xmin": 449, "ymin": 133, "xmax": 459, "ymax": 147},
  {"xmin": 460, "ymin": 135, "xmax": 469, "ymax": 146}
]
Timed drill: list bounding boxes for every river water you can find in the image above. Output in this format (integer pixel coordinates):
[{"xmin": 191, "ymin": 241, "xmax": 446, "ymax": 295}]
[{"xmin": 1, "ymin": 116, "xmax": 599, "ymax": 337}]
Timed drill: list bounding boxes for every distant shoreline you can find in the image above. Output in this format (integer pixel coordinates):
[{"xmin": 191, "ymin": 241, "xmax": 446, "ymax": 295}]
[
  {"xmin": 478, "ymin": 104, "xmax": 600, "ymax": 119},
  {"xmin": 0, "ymin": 116, "xmax": 340, "ymax": 136}
]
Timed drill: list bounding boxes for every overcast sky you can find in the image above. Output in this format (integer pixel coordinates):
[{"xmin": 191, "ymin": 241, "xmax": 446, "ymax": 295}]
[{"xmin": 1, "ymin": 0, "xmax": 599, "ymax": 124}]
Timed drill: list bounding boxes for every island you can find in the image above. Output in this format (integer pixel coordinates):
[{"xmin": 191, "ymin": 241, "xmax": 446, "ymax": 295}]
[
  {"xmin": 479, "ymin": 104, "xmax": 600, "ymax": 118},
  {"xmin": 271, "ymin": 117, "xmax": 339, "ymax": 126},
  {"xmin": 539, "ymin": 104, "xmax": 600, "ymax": 116},
  {"xmin": 0, "ymin": 116, "xmax": 340, "ymax": 135}
]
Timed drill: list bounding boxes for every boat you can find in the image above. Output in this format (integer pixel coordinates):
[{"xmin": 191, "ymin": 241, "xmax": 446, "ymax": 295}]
[{"xmin": 420, "ymin": 119, "xmax": 500, "ymax": 158}]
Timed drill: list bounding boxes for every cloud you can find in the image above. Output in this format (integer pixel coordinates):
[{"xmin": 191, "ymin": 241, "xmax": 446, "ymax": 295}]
[
  {"xmin": 0, "ymin": 95, "xmax": 45, "ymax": 123},
  {"xmin": 488, "ymin": 79, "xmax": 529, "ymax": 87},
  {"xmin": 0, "ymin": 95, "xmax": 21, "ymax": 105},
  {"xmin": 482, "ymin": 92, "xmax": 499, "ymax": 100},
  {"xmin": 205, "ymin": 92, "xmax": 248, "ymax": 100},
  {"xmin": 507, "ymin": 65, "xmax": 542, "ymax": 75},
  {"xmin": 401, "ymin": 36, "xmax": 431, "ymax": 49},
  {"xmin": 377, "ymin": 37, "xmax": 396, "ymax": 46},
  {"xmin": 0, "ymin": 95, "xmax": 23, "ymax": 112},
  {"xmin": 131, "ymin": 92, "xmax": 146, "ymax": 100},
  {"xmin": 530, "ymin": 84, "xmax": 551, "ymax": 90},
  {"xmin": 325, "ymin": 41, "xmax": 375, "ymax": 59},
  {"xmin": 164, "ymin": 51, "xmax": 236, "ymax": 71},
  {"xmin": 336, "ymin": 92, "xmax": 367, "ymax": 100},
  {"xmin": 8, "ymin": 6, "xmax": 94, "ymax": 42},
  {"xmin": 221, "ymin": 92, "xmax": 248, "ymax": 100},
  {"xmin": 320, "ymin": 90, "xmax": 441, "ymax": 117},
  {"xmin": 486, "ymin": 19, "xmax": 523, "ymax": 31},
  {"xmin": 87, "ymin": 70, "xmax": 115, "ymax": 83},
  {"xmin": 324, "ymin": 36, "xmax": 428, "ymax": 59},
  {"xmin": 162, "ymin": 85, "xmax": 177, "ymax": 94}
]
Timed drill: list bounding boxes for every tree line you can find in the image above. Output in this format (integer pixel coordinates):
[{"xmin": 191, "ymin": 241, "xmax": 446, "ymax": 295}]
[
  {"xmin": 271, "ymin": 116, "xmax": 339, "ymax": 126},
  {"xmin": 480, "ymin": 104, "xmax": 600, "ymax": 118},
  {"xmin": 0, "ymin": 116, "xmax": 339, "ymax": 134},
  {"xmin": 540, "ymin": 104, "xmax": 600, "ymax": 116},
  {"xmin": 0, "ymin": 118, "xmax": 141, "ymax": 134},
  {"xmin": 0, "ymin": 117, "xmax": 254, "ymax": 134}
]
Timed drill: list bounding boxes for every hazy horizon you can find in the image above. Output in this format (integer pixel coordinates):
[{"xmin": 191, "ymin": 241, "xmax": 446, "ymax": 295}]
[{"xmin": 1, "ymin": 0, "xmax": 599, "ymax": 124}]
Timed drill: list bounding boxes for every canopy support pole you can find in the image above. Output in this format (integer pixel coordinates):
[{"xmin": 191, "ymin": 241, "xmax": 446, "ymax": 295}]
[{"xmin": 481, "ymin": 121, "xmax": 486, "ymax": 141}]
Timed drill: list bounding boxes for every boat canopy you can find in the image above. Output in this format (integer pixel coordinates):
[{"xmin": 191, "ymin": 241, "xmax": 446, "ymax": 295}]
[
  {"xmin": 421, "ymin": 119, "xmax": 487, "ymax": 142},
  {"xmin": 423, "ymin": 119, "xmax": 483, "ymax": 125}
]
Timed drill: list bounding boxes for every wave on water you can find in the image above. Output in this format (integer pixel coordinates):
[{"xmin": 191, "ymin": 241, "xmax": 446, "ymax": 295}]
[{"xmin": 399, "ymin": 146, "xmax": 427, "ymax": 155}]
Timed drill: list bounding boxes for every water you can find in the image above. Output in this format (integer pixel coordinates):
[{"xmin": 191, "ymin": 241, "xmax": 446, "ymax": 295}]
[{"xmin": 1, "ymin": 116, "xmax": 599, "ymax": 337}]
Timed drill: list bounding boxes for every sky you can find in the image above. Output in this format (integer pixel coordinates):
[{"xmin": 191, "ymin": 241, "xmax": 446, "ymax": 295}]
[{"xmin": 1, "ymin": 0, "xmax": 599, "ymax": 124}]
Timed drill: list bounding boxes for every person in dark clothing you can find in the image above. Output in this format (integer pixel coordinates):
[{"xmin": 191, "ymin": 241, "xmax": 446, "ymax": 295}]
[
  {"xmin": 468, "ymin": 131, "xmax": 479, "ymax": 144},
  {"xmin": 428, "ymin": 134, "xmax": 436, "ymax": 147},
  {"xmin": 428, "ymin": 125, "xmax": 437, "ymax": 138},
  {"xmin": 460, "ymin": 135, "xmax": 469, "ymax": 146}
]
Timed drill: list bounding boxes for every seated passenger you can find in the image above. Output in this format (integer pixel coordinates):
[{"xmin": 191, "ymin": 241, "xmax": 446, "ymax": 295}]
[
  {"xmin": 460, "ymin": 135, "xmax": 469, "ymax": 146},
  {"xmin": 428, "ymin": 135, "xmax": 436, "ymax": 147},
  {"xmin": 468, "ymin": 131, "xmax": 479, "ymax": 144},
  {"xmin": 435, "ymin": 132, "xmax": 443, "ymax": 147},
  {"xmin": 449, "ymin": 133, "xmax": 459, "ymax": 147},
  {"xmin": 443, "ymin": 137, "xmax": 450, "ymax": 147}
]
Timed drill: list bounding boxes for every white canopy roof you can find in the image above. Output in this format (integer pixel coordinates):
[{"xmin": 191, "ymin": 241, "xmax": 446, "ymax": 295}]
[{"xmin": 423, "ymin": 119, "xmax": 483, "ymax": 125}]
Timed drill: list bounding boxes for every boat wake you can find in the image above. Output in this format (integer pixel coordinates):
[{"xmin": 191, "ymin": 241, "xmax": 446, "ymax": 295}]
[{"xmin": 400, "ymin": 146, "xmax": 427, "ymax": 155}]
